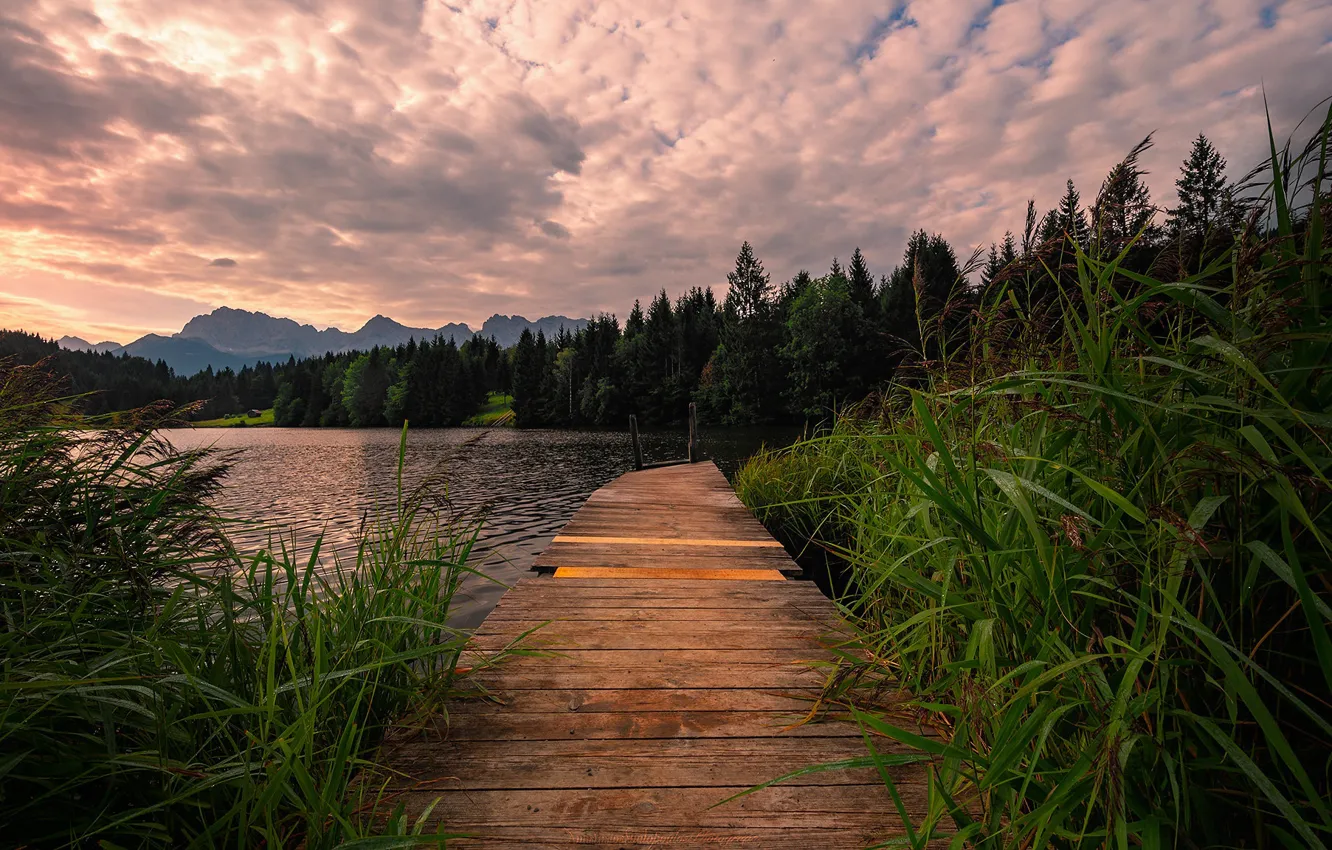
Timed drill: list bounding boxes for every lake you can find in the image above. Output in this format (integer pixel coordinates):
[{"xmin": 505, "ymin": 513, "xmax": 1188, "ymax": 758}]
[{"xmin": 163, "ymin": 425, "xmax": 797, "ymax": 627}]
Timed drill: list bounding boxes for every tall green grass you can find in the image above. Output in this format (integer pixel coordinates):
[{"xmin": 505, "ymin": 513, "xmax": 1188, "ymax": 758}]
[
  {"xmin": 737, "ymin": 105, "xmax": 1332, "ymax": 847},
  {"xmin": 0, "ymin": 363, "xmax": 485, "ymax": 847}
]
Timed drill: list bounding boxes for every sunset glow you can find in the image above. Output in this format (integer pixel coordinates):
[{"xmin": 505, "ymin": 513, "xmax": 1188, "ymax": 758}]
[{"xmin": 2, "ymin": 0, "xmax": 1330, "ymax": 341}]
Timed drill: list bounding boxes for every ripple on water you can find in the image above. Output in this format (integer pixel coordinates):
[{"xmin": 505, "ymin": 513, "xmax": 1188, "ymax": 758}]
[{"xmin": 162, "ymin": 425, "xmax": 798, "ymax": 628}]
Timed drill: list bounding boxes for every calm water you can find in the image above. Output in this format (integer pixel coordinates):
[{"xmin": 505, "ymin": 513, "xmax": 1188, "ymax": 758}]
[{"xmin": 162, "ymin": 425, "xmax": 796, "ymax": 627}]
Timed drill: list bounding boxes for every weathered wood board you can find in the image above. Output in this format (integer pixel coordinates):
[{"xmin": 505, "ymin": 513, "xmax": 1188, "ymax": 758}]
[
  {"xmin": 376, "ymin": 462, "xmax": 930, "ymax": 847},
  {"xmin": 533, "ymin": 462, "xmax": 802, "ymax": 575}
]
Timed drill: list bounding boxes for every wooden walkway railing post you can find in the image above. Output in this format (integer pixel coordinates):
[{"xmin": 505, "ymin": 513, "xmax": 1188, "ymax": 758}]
[
  {"xmin": 687, "ymin": 402, "xmax": 699, "ymax": 463},
  {"xmin": 628, "ymin": 414, "xmax": 643, "ymax": 470}
]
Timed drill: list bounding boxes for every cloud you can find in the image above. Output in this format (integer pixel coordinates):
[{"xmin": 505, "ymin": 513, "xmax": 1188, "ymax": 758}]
[
  {"xmin": 0, "ymin": 0, "xmax": 1329, "ymax": 339},
  {"xmin": 539, "ymin": 220, "xmax": 571, "ymax": 239},
  {"xmin": 208, "ymin": 257, "xmax": 238, "ymax": 267}
]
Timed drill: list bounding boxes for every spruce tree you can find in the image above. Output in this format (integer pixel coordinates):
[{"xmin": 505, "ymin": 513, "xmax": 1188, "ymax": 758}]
[
  {"xmin": 1091, "ymin": 138, "xmax": 1157, "ymax": 259},
  {"xmin": 882, "ymin": 230, "xmax": 963, "ymax": 359},
  {"xmin": 982, "ymin": 242, "xmax": 1002, "ymax": 288},
  {"xmin": 1037, "ymin": 208, "xmax": 1061, "ymax": 246},
  {"xmin": 1167, "ymin": 134, "xmax": 1230, "ymax": 242},
  {"xmin": 780, "ymin": 273, "xmax": 863, "ymax": 418},
  {"xmin": 847, "ymin": 247, "xmax": 875, "ymax": 312},
  {"xmin": 625, "ymin": 300, "xmax": 645, "ymax": 336},
  {"xmin": 511, "ymin": 329, "xmax": 542, "ymax": 426},
  {"xmin": 781, "ymin": 269, "xmax": 814, "ymax": 303},
  {"xmin": 1055, "ymin": 179, "xmax": 1090, "ymax": 248},
  {"xmin": 644, "ymin": 289, "xmax": 681, "ymax": 420},
  {"xmin": 724, "ymin": 241, "xmax": 772, "ymax": 320},
  {"xmin": 703, "ymin": 242, "xmax": 782, "ymax": 424}
]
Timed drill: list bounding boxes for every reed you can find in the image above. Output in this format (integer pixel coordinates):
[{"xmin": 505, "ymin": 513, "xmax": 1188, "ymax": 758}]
[
  {"xmin": 0, "ymin": 364, "xmax": 485, "ymax": 848},
  {"xmin": 736, "ymin": 103, "xmax": 1332, "ymax": 847}
]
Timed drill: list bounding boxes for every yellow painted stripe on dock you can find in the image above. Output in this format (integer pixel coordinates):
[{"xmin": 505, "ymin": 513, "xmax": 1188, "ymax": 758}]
[
  {"xmin": 552, "ymin": 567, "xmax": 787, "ymax": 581},
  {"xmin": 552, "ymin": 535, "xmax": 784, "ymax": 548}
]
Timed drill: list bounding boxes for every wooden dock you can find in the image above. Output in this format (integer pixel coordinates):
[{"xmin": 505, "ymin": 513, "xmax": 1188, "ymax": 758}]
[{"xmin": 380, "ymin": 462, "xmax": 928, "ymax": 847}]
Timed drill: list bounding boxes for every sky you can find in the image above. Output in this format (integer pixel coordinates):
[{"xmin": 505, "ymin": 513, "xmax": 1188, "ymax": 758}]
[{"xmin": 1, "ymin": 0, "xmax": 1330, "ymax": 343}]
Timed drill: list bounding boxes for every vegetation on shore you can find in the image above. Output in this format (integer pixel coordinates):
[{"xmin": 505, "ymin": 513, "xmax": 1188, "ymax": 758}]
[
  {"xmin": 735, "ymin": 104, "xmax": 1332, "ymax": 847},
  {"xmin": 0, "ymin": 366, "xmax": 488, "ymax": 847},
  {"xmin": 462, "ymin": 392, "xmax": 515, "ymax": 427},
  {"xmin": 0, "ymin": 330, "xmax": 513, "ymax": 428},
  {"xmin": 191, "ymin": 406, "xmax": 275, "ymax": 427}
]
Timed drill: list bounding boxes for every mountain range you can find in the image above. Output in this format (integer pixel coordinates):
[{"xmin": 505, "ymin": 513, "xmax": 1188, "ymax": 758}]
[{"xmin": 59, "ymin": 308, "xmax": 589, "ymax": 375}]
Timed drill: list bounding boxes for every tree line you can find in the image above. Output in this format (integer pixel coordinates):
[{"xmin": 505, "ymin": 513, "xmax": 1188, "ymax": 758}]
[
  {"xmin": 0, "ymin": 331, "xmax": 279, "ymax": 420},
  {"xmin": 0, "ymin": 330, "xmax": 510, "ymax": 427},
  {"xmin": 510, "ymin": 132, "xmax": 1240, "ymax": 427},
  {"xmin": 2, "ymin": 132, "xmax": 1240, "ymax": 430},
  {"xmin": 270, "ymin": 335, "xmax": 506, "ymax": 427}
]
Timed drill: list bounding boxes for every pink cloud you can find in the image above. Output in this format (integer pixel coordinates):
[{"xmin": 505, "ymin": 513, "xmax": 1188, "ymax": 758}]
[{"xmin": 0, "ymin": 0, "xmax": 1329, "ymax": 341}]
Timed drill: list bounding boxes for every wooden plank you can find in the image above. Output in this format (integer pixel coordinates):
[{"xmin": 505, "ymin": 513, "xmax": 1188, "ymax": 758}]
[
  {"xmin": 484, "ymin": 607, "xmax": 834, "ymax": 623},
  {"xmin": 551, "ymin": 566, "xmax": 786, "ymax": 580},
  {"xmin": 554, "ymin": 531, "xmax": 778, "ymax": 545},
  {"xmin": 565, "ymin": 504, "xmax": 764, "ymax": 518},
  {"xmin": 463, "ymin": 652, "xmax": 836, "ymax": 671},
  {"xmin": 384, "ymin": 738, "xmax": 893, "ymax": 788},
  {"xmin": 505, "ymin": 577, "xmax": 826, "ymax": 594},
  {"xmin": 422, "ymin": 826, "xmax": 895, "ymax": 849},
  {"xmin": 499, "ymin": 579, "xmax": 825, "ymax": 599},
  {"xmin": 489, "ymin": 595, "xmax": 831, "ymax": 610},
  {"xmin": 552, "ymin": 535, "xmax": 785, "ymax": 548},
  {"xmin": 452, "ymin": 688, "xmax": 831, "ymax": 713},
  {"xmin": 470, "ymin": 632, "xmax": 841, "ymax": 652},
  {"xmin": 473, "ymin": 620, "xmax": 841, "ymax": 638},
  {"xmin": 421, "ymin": 709, "xmax": 864, "ymax": 741},
  {"xmin": 468, "ymin": 628, "xmax": 841, "ymax": 655},
  {"xmin": 561, "ymin": 512, "xmax": 774, "ymax": 531},
  {"xmin": 393, "ymin": 785, "xmax": 926, "ymax": 830},
  {"xmin": 538, "ymin": 546, "xmax": 794, "ymax": 560},
  {"xmin": 533, "ymin": 551, "xmax": 799, "ymax": 573},
  {"xmin": 459, "ymin": 668, "xmax": 827, "ymax": 691}
]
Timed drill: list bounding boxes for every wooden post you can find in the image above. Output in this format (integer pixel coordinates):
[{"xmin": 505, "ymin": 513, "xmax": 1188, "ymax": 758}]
[
  {"xmin": 629, "ymin": 415, "xmax": 643, "ymax": 470},
  {"xmin": 687, "ymin": 403, "xmax": 699, "ymax": 463}
]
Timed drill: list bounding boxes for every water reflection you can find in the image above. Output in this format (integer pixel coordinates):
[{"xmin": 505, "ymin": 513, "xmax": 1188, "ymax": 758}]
[{"xmin": 162, "ymin": 425, "xmax": 797, "ymax": 627}]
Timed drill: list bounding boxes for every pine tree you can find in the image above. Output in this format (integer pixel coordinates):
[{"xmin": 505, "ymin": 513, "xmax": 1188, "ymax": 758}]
[
  {"xmin": 1091, "ymin": 138, "xmax": 1158, "ymax": 259},
  {"xmin": 1000, "ymin": 231, "xmax": 1017, "ymax": 267},
  {"xmin": 881, "ymin": 230, "xmax": 964, "ymax": 359},
  {"xmin": 982, "ymin": 243, "xmax": 1002, "ymax": 288},
  {"xmin": 511, "ymin": 328, "xmax": 542, "ymax": 426},
  {"xmin": 777, "ymin": 270, "xmax": 813, "ymax": 324},
  {"xmin": 644, "ymin": 289, "xmax": 681, "ymax": 421},
  {"xmin": 1055, "ymin": 179, "xmax": 1090, "ymax": 248},
  {"xmin": 725, "ymin": 241, "xmax": 772, "ymax": 320},
  {"xmin": 625, "ymin": 300, "xmax": 645, "ymax": 336},
  {"xmin": 847, "ymin": 247, "xmax": 875, "ymax": 313},
  {"xmin": 1037, "ymin": 208, "xmax": 1061, "ymax": 246},
  {"xmin": 673, "ymin": 287, "xmax": 719, "ymax": 404},
  {"xmin": 700, "ymin": 242, "xmax": 782, "ymax": 424},
  {"xmin": 1167, "ymin": 134, "xmax": 1231, "ymax": 242},
  {"xmin": 781, "ymin": 273, "xmax": 863, "ymax": 418},
  {"xmin": 781, "ymin": 270, "xmax": 814, "ymax": 304}
]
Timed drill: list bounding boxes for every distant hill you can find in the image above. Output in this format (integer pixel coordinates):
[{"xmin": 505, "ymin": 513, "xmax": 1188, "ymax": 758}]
[
  {"xmin": 476, "ymin": 314, "xmax": 587, "ymax": 346},
  {"xmin": 58, "ymin": 335, "xmax": 122, "ymax": 353},
  {"xmin": 54, "ymin": 308, "xmax": 590, "ymax": 375},
  {"xmin": 118, "ymin": 335, "xmax": 262, "ymax": 375}
]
